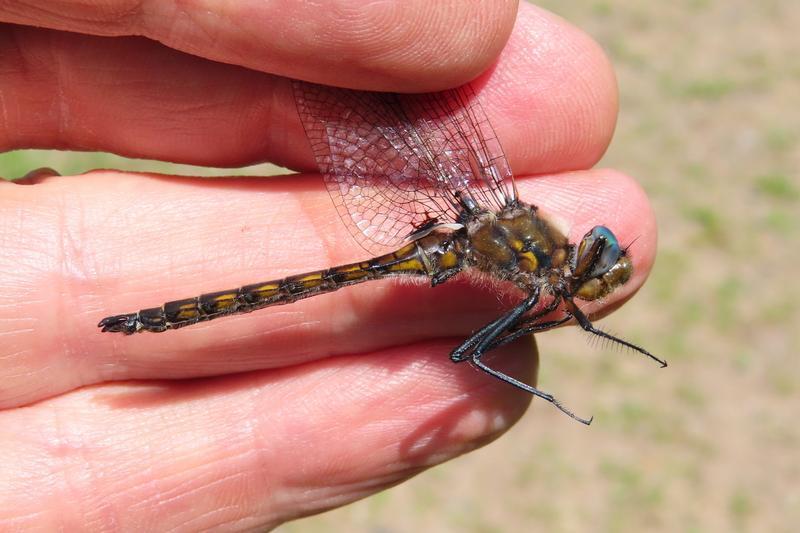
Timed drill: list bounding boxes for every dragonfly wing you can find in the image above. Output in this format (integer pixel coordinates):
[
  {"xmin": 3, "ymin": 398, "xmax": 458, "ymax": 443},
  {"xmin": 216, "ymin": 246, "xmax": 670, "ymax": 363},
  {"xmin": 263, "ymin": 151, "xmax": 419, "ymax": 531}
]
[{"xmin": 293, "ymin": 81, "xmax": 516, "ymax": 254}]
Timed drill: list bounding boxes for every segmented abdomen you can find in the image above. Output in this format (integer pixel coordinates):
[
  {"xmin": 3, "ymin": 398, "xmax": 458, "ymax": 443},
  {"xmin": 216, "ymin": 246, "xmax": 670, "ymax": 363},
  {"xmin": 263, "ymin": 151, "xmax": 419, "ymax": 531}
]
[{"xmin": 98, "ymin": 237, "xmax": 456, "ymax": 334}]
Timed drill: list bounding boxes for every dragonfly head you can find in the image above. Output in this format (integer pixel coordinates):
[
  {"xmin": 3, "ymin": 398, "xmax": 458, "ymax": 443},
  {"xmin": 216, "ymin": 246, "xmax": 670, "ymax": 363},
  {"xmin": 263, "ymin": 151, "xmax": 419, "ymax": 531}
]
[{"xmin": 570, "ymin": 226, "xmax": 632, "ymax": 301}]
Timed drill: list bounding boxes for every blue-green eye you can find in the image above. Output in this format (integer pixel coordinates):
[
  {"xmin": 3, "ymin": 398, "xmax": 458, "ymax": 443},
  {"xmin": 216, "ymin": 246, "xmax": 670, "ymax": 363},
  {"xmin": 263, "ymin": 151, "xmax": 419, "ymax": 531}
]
[{"xmin": 574, "ymin": 226, "xmax": 622, "ymax": 279}]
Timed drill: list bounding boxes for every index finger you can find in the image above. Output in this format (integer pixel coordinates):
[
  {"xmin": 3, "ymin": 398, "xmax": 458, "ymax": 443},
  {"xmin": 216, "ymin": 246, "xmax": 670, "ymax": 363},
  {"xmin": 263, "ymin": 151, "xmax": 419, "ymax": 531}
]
[
  {"xmin": 0, "ymin": 3, "xmax": 617, "ymax": 176},
  {"xmin": 0, "ymin": 0, "xmax": 518, "ymax": 92}
]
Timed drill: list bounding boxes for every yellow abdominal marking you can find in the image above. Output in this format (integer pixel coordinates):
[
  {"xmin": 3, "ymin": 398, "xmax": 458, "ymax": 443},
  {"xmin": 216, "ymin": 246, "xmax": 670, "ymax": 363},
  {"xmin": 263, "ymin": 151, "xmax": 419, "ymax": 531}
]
[
  {"xmin": 250, "ymin": 283, "xmax": 280, "ymax": 298},
  {"xmin": 295, "ymin": 273, "xmax": 323, "ymax": 282},
  {"xmin": 387, "ymin": 258, "xmax": 424, "ymax": 272},
  {"xmin": 212, "ymin": 293, "xmax": 237, "ymax": 310},
  {"xmin": 175, "ymin": 303, "xmax": 199, "ymax": 320},
  {"xmin": 336, "ymin": 267, "xmax": 370, "ymax": 281}
]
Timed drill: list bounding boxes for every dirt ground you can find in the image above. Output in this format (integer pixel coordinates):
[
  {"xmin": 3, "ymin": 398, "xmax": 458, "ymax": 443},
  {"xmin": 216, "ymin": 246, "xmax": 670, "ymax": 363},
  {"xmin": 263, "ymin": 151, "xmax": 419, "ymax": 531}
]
[{"xmin": 2, "ymin": 1, "xmax": 797, "ymax": 532}]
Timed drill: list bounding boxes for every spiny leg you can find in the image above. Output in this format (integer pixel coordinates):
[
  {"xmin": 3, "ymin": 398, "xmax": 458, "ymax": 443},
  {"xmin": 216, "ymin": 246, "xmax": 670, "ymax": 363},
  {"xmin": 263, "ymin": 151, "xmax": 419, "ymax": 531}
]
[
  {"xmin": 565, "ymin": 299, "xmax": 668, "ymax": 368},
  {"xmin": 481, "ymin": 295, "xmax": 566, "ymax": 352},
  {"xmin": 450, "ymin": 312, "xmax": 519, "ymax": 362},
  {"xmin": 486, "ymin": 317, "xmax": 571, "ymax": 352},
  {"xmin": 471, "ymin": 290, "xmax": 543, "ymax": 357},
  {"xmin": 450, "ymin": 287, "xmax": 541, "ymax": 363},
  {"xmin": 469, "ymin": 355, "xmax": 592, "ymax": 425},
  {"xmin": 449, "ymin": 289, "xmax": 593, "ymax": 424},
  {"xmin": 461, "ymin": 293, "xmax": 565, "ymax": 355}
]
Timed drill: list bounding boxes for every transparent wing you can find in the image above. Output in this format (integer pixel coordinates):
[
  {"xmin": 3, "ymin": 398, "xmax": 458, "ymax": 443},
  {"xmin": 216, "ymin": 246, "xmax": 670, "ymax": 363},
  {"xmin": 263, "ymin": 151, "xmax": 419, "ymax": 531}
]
[{"xmin": 293, "ymin": 81, "xmax": 516, "ymax": 254}]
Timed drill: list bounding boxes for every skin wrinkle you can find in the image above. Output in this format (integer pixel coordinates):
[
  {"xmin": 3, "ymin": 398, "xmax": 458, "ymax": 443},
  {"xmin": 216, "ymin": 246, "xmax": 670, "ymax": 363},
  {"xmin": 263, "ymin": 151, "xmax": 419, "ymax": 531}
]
[
  {"xmin": 144, "ymin": 0, "xmax": 182, "ymax": 44},
  {"xmin": 154, "ymin": 466, "xmax": 250, "ymax": 522},
  {"xmin": 115, "ymin": 415, "xmax": 243, "ymax": 525},
  {"xmin": 335, "ymin": 354, "xmax": 403, "ymax": 402},
  {"xmin": 0, "ymin": 29, "xmax": 26, "ymax": 148},
  {"xmin": 243, "ymin": 387, "xmax": 277, "ymax": 522},
  {"xmin": 0, "ymin": 1, "xmax": 143, "ymax": 34},
  {"xmin": 45, "ymin": 400, "xmax": 87, "ymax": 527},
  {"xmin": 117, "ymin": 0, "xmax": 146, "ymax": 33},
  {"xmin": 0, "ymin": 363, "xmax": 42, "ymax": 407},
  {"xmin": 338, "ymin": 2, "xmax": 435, "ymax": 67},
  {"xmin": 0, "ymin": 226, "xmax": 65, "ymax": 403},
  {"xmin": 75, "ymin": 426, "xmax": 120, "ymax": 531},
  {"xmin": 44, "ymin": 29, "xmax": 70, "ymax": 137},
  {"xmin": 162, "ymin": 2, "xmax": 225, "ymax": 60},
  {"xmin": 123, "ymin": 445, "xmax": 192, "ymax": 514},
  {"xmin": 55, "ymin": 187, "xmax": 79, "ymax": 381},
  {"xmin": 4, "ymin": 510, "xmax": 47, "ymax": 528},
  {"xmin": 0, "ymin": 326, "xmax": 36, "ymax": 337},
  {"xmin": 277, "ymin": 477, "xmax": 378, "ymax": 522},
  {"xmin": 568, "ymin": 72, "xmax": 612, "ymax": 161},
  {"xmin": 249, "ymin": 379, "xmax": 300, "ymax": 495},
  {"xmin": 178, "ymin": 504, "xmax": 242, "ymax": 532},
  {"xmin": 0, "ymin": 87, "xmax": 7, "ymax": 138}
]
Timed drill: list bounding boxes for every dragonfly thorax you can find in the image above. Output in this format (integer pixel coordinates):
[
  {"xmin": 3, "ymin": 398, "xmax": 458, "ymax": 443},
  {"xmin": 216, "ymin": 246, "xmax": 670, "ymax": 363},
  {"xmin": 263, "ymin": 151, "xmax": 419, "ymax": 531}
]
[{"xmin": 465, "ymin": 201, "xmax": 570, "ymax": 280}]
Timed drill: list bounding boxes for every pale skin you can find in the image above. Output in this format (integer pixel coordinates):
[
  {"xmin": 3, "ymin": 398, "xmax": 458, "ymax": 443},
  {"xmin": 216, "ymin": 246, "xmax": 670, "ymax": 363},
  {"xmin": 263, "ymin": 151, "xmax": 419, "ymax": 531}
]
[{"xmin": 0, "ymin": 1, "xmax": 656, "ymax": 530}]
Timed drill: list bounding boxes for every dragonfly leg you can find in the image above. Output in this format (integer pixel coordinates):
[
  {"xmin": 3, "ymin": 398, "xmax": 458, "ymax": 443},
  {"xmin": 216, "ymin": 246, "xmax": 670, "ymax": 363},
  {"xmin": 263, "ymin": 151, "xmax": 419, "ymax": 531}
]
[
  {"xmin": 451, "ymin": 290, "xmax": 564, "ymax": 361},
  {"xmin": 449, "ymin": 287, "xmax": 540, "ymax": 363},
  {"xmin": 485, "ymin": 317, "xmax": 571, "ymax": 352},
  {"xmin": 469, "ymin": 354, "xmax": 593, "ymax": 425},
  {"xmin": 450, "ymin": 314, "xmax": 512, "ymax": 362},
  {"xmin": 565, "ymin": 299, "xmax": 668, "ymax": 368},
  {"xmin": 431, "ymin": 268, "xmax": 462, "ymax": 287},
  {"xmin": 480, "ymin": 296, "xmax": 565, "ymax": 352},
  {"xmin": 449, "ymin": 289, "xmax": 592, "ymax": 424}
]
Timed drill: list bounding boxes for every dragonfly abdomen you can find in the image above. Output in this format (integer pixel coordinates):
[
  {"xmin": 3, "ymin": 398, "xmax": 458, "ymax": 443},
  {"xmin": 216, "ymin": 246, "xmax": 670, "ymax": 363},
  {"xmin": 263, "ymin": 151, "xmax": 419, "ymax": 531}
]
[{"xmin": 98, "ymin": 236, "xmax": 455, "ymax": 334}]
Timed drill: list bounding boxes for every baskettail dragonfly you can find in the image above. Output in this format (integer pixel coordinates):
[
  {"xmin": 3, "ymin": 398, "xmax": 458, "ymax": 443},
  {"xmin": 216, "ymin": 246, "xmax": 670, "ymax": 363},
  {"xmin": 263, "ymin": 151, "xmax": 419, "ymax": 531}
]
[{"xmin": 99, "ymin": 81, "xmax": 666, "ymax": 423}]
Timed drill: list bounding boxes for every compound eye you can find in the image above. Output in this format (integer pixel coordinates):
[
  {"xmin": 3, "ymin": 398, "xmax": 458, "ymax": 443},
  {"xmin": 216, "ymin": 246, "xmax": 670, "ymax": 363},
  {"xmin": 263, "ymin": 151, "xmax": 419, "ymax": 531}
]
[{"xmin": 573, "ymin": 226, "xmax": 622, "ymax": 279}]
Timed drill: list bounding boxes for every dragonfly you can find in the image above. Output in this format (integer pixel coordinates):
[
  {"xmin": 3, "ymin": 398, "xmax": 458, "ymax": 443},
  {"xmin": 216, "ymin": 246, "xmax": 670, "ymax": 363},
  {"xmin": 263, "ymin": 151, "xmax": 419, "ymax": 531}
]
[{"xmin": 99, "ymin": 80, "xmax": 666, "ymax": 423}]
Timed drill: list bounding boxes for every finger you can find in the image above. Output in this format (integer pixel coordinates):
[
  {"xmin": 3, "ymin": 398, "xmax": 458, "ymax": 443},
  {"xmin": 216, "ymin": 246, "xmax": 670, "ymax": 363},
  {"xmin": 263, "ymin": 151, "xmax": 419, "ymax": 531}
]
[
  {"xmin": 0, "ymin": 3, "xmax": 616, "ymax": 174},
  {"xmin": 0, "ymin": 168, "xmax": 655, "ymax": 407},
  {"xmin": 0, "ymin": 0, "xmax": 518, "ymax": 93},
  {"xmin": 0, "ymin": 338, "xmax": 535, "ymax": 529}
]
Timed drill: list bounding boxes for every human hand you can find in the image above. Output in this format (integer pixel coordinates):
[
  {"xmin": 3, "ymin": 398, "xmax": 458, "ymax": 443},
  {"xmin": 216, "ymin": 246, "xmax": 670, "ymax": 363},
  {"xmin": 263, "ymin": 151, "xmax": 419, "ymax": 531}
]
[{"xmin": 0, "ymin": 1, "xmax": 655, "ymax": 529}]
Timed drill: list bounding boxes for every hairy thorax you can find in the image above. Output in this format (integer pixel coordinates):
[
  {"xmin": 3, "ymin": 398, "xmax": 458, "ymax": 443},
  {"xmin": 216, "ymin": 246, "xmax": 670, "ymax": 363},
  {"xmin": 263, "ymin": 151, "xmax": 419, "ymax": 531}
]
[{"xmin": 464, "ymin": 203, "xmax": 570, "ymax": 290}]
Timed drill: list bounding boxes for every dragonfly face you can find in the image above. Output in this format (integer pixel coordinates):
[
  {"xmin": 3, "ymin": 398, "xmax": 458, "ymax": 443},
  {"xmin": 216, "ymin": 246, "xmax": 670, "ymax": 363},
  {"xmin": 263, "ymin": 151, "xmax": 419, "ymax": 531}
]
[
  {"xmin": 571, "ymin": 226, "xmax": 633, "ymax": 301},
  {"xmin": 98, "ymin": 80, "xmax": 664, "ymax": 423}
]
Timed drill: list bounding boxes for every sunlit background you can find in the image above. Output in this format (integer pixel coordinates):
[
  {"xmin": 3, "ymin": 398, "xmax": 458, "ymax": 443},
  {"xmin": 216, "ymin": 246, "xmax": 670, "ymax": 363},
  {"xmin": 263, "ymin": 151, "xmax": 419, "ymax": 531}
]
[{"xmin": 2, "ymin": 1, "xmax": 798, "ymax": 531}]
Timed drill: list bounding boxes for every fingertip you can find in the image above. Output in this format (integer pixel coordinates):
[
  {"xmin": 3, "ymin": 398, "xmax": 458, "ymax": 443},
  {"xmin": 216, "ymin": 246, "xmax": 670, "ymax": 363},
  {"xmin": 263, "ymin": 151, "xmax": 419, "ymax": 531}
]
[
  {"xmin": 480, "ymin": 2, "xmax": 619, "ymax": 173},
  {"xmin": 256, "ymin": 337, "xmax": 535, "ymax": 466}
]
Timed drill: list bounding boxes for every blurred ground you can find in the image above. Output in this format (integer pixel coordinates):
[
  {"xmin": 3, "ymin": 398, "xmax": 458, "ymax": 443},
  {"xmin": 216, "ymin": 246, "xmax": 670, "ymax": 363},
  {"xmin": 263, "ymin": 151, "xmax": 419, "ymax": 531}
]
[{"xmin": 1, "ymin": 1, "xmax": 798, "ymax": 532}]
